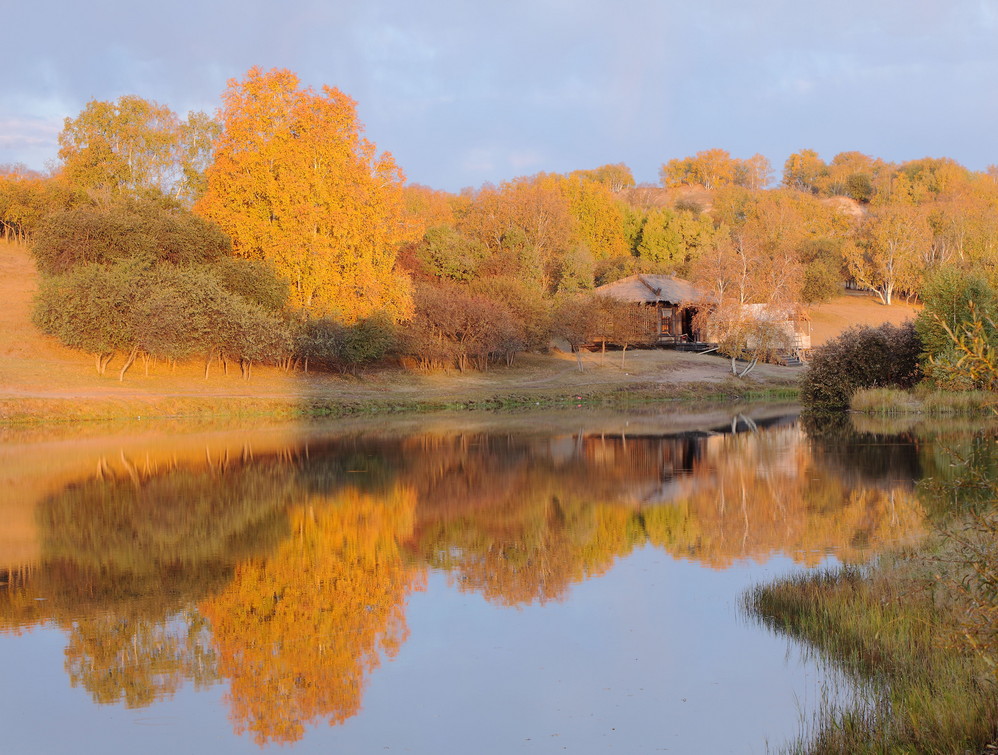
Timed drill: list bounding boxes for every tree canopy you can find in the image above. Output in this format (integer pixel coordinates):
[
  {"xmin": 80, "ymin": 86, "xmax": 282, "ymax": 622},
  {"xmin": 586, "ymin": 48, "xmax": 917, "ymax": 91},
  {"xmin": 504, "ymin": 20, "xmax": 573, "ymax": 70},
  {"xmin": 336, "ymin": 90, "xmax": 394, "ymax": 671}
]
[
  {"xmin": 196, "ymin": 67, "xmax": 421, "ymax": 322},
  {"xmin": 57, "ymin": 95, "xmax": 217, "ymax": 202}
]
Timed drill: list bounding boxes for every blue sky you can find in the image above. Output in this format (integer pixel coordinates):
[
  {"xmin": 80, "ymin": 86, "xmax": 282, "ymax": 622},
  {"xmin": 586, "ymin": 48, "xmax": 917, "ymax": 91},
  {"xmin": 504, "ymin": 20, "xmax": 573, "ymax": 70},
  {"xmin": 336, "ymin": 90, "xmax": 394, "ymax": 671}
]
[{"xmin": 3, "ymin": 0, "xmax": 998, "ymax": 191}]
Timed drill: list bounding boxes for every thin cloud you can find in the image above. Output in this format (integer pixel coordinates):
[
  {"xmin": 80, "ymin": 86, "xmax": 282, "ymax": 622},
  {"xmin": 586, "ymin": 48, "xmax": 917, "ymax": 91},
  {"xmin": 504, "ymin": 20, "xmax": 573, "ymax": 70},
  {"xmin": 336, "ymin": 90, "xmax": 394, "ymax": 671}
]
[{"xmin": 3, "ymin": 0, "xmax": 998, "ymax": 189}]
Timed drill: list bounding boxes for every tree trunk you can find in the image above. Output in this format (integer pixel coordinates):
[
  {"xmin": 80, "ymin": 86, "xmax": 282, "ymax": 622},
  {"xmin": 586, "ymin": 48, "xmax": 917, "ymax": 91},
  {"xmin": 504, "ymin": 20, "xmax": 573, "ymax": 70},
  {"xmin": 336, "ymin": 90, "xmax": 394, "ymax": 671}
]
[
  {"xmin": 95, "ymin": 352, "xmax": 114, "ymax": 375},
  {"xmin": 737, "ymin": 357, "xmax": 758, "ymax": 378},
  {"xmin": 118, "ymin": 345, "xmax": 139, "ymax": 382}
]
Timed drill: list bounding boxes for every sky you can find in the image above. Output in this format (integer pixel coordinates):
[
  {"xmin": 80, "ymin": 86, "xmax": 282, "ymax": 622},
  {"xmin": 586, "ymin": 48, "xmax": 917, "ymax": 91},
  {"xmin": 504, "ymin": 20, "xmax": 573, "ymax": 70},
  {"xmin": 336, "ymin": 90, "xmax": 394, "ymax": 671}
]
[{"xmin": 3, "ymin": 0, "xmax": 998, "ymax": 192}]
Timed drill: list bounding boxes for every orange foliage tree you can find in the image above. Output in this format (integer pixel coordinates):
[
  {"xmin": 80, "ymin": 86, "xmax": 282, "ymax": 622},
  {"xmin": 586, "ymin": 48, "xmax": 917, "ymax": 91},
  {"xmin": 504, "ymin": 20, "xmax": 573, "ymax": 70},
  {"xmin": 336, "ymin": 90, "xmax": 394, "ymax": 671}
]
[
  {"xmin": 200, "ymin": 485, "xmax": 425, "ymax": 745},
  {"xmin": 197, "ymin": 67, "xmax": 421, "ymax": 321}
]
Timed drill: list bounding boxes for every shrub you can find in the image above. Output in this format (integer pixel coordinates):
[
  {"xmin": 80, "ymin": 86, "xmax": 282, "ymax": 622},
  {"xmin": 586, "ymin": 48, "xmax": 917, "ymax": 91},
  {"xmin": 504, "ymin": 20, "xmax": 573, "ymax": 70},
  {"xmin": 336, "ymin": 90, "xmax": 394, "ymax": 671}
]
[
  {"xmin": 33, "ymin": 258, "xmax": 290, "ymax": 379},
  {"xmin": 207, "ymin": 257, "xmax": 289, "ymax": 314},
  {"xmin": 915, "ymin": 268, "xmax": 998, "ymax": 390},
  {"xmin": 295, "ymin": 315, "xmax": 398, "ymax": 374},
  {"xmin": 402, "ymin": 281, "xmax": 524, "ymax": 371},
  {"xmin": 801, "ymin": 322, "xmax": 922, "ymax": 411},
  {"xmin": 31, "ymin": 197, "xmax": 230, "ymax": 275}
]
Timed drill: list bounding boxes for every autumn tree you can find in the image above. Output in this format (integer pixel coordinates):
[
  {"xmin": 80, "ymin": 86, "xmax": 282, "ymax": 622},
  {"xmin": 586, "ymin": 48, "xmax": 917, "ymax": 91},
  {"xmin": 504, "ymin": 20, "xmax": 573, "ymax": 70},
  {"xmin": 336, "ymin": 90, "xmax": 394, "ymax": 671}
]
[
  {"xmin": 570, "ymin": 163, "xmax": 636, "ymax": 192},
  {"xmin": 782, "ymin": 149, "xmax": 827, "ymax": 194},
  {"xmin": 823, "ymin": 151, "xmax": 888, "ymax": 202},
  {"xmin": 661, "ymin": 149, "xmax": 738, "ymax": 190},
  {"xmin": 845, "ymin": 205, "xmax": 931, "ymax": 304},
  {"xmin": 690, "ymin": 190, "xmax": 829, "ymax": 374},
  {"xmin": 556, "ymin": 174, "xmax": 629, "ymax": 261},
  {"xmin": 177, "ymin": 111, "xmax": 222, "ymax": 204},
  {"xmin": 887, "ymin": 157, "xmax": 972, "ymax": 205},
  {"xmin": 197, "ymin": 67, "xmax": 421, "ymax": 321},
  {"xmin": 200, "ymin": 487, "xmax": 424, "ymax": 745},
  {"xmin": 57, "ymin": 95, "xmax": 215, "ymax": 201},
  {"xmin": 733, "ymin": 153, "xmax": 773, "ymax": 190},
  {"xmin": 458, "ymin": 177, "xmax": 574, "ymax": 290},
  {"xmin": 403, "ymin": 281, "xmax": 527, "ymax": 371},
  {"xmin": 0, "ymin": 170, "xmax": 75, "ymax": 242},
  {"xmin": 695, "ymin": 300, "xmax": 798, "ymax": 376},
  {"xmin": 551, "ymin": 293, "xmax": 599, "ymax": 370},
  {"xmin": 799, "ymin": 239, "xmax": 845, "ymax": 304}
]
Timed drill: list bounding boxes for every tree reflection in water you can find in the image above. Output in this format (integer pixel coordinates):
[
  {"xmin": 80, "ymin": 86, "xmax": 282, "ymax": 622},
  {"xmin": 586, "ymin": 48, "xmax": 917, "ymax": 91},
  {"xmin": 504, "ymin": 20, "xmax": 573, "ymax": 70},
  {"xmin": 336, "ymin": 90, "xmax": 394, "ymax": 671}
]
[
  {"xmin": 0, "ymin": 416, "xmax": 940, "ymax": 744},
  {"xmin": 200, "ymin": 486, "xmax": 424, "ymax": 744}
]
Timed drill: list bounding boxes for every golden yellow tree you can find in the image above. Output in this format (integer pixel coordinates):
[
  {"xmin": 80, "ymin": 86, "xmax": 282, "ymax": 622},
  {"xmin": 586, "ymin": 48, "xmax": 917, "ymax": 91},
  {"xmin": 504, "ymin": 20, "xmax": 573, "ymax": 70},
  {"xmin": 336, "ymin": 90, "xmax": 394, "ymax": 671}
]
[
  {"xmin": 660, "ymin": 149, "xmax": 738, "ymax": 190},
  {"xmin": 845, "ymin": 205, "xmax": 931, "ymax": 304},
  {"xmin": 200, "ymin": 485, "xmax": 424, "ymax": 745},
  {"xmin": 197, "ymin": 67, "xmax": 421, "ymax": 321}
]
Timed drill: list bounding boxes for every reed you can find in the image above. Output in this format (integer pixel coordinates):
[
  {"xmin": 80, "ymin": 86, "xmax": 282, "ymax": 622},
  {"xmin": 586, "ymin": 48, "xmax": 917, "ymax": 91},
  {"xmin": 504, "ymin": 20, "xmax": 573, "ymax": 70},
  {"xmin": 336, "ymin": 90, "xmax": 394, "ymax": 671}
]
[
  {"xmin": 850, "ymin": 387, "xmax": 998, "ymax": 416},
  {"xmin": 745, "ymin": 532, "xmax": 998, "ymax": 753}
]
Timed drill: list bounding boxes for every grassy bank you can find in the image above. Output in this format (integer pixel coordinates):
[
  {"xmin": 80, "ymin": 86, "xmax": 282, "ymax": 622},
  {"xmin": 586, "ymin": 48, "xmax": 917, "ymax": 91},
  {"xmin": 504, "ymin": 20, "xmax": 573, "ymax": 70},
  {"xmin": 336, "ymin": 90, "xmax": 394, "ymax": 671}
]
[
  {"xmin": 851, "ymin": 387, "xmax": 998, "ymax": 416},
  {"xmin": 0, "ymin": 380, "xmax": 800, "ymax": 425},
  {"xmin": 746, "ymin": 520, "xmax": 998, "ymax": 753}
]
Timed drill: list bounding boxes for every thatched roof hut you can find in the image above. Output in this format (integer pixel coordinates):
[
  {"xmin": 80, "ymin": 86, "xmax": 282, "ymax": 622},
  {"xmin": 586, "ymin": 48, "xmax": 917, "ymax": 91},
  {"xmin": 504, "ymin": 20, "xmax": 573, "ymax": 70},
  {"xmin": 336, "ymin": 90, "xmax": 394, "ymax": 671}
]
[
  {"xmin": 594, "ymin": 274, "xmax": 702, "ymax": 346},
  {"xmin": 594, "ymin": 274, "xmax": 699, "ymax": 306}
]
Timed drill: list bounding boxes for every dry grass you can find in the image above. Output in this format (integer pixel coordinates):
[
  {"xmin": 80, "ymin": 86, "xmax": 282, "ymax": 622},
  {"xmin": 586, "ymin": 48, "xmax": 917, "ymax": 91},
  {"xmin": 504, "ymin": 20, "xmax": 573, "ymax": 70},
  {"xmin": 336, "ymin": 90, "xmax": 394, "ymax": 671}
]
[
  {"xmin": 746, "ymin": 539, "xmax": 998, "ymax": 754},
  {"xmin": 850, "ymin": 387, "xmax": 998, "ymax": 416},
  {"xmin": 806, "ymin": 288, "xmax": 921, "ymax": 347}
]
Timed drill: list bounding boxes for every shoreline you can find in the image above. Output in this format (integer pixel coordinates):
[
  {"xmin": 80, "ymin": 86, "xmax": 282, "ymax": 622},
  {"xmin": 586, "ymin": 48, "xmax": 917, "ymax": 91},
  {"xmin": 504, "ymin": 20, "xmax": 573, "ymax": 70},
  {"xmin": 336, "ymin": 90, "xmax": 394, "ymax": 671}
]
[{"xmin": 0, "ymin": 378, "xmax": 800, "ymax": 426}]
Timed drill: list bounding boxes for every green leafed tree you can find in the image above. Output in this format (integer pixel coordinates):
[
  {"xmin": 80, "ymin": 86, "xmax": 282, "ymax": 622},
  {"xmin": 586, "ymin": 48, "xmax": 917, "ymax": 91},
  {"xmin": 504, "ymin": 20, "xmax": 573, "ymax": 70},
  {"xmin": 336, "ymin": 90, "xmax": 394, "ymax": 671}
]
[
  {"xmin": 31, "ymin": 197, "xmax": 231, "ymax": 275},
  {"xmin": 57, "ymin": 95, "xmax": 217, "ymax": 202},
  {"xmin": 915, "ymin": 267, "xmax": 998, "ymax": 389}
]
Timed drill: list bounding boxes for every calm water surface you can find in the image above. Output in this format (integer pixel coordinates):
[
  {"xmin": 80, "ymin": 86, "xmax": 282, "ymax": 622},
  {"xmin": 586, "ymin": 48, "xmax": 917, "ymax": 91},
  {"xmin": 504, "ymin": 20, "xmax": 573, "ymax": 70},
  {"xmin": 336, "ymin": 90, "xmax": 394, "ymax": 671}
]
[{"xmin": 0, "ymin": 408, "xmax": 933, "ymax": 754}]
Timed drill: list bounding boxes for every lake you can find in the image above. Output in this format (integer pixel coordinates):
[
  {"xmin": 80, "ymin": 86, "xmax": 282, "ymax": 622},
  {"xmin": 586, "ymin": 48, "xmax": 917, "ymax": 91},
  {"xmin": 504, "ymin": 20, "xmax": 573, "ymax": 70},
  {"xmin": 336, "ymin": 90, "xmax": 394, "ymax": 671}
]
[{"xmin": 0, "ymin": 406, "xmax": 935, "ymax": 753}]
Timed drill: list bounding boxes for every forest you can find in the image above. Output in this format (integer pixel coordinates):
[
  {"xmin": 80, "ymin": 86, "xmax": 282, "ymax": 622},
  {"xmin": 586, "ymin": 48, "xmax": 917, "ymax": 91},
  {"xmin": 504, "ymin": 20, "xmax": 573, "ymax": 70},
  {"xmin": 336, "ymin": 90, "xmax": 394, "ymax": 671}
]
[{"xmin": 3, "ymin": 66, "xmax": 998, "ymax": 383}]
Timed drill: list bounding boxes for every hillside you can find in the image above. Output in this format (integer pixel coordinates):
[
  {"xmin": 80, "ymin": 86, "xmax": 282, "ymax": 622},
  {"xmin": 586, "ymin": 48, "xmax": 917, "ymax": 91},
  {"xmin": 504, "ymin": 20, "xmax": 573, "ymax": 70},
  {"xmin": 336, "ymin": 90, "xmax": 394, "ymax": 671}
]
[
  {"xmin": 0, "ymin": 240, "xmax": 916, "ymax": 422},
  {"xmin": 808, "ymin": 290, "xmax": 920, "ymax": 346}
]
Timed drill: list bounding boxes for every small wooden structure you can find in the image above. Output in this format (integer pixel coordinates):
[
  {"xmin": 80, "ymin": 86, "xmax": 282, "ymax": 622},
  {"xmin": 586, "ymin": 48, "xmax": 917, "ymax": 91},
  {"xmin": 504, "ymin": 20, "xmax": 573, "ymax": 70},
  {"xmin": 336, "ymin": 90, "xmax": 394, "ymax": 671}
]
[
  {"xmin": 594, "ymin": 274, "xmax": 705, "ymax": 347},
  {"xmin": 739, "ymin": 303, "xmax": 812, "ymax": 363}
]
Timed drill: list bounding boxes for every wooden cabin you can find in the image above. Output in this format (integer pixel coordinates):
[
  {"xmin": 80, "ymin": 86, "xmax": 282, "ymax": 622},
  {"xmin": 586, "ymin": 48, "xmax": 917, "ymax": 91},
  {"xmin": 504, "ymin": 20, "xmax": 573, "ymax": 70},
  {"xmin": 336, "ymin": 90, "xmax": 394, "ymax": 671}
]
[{"xmin": 594, "ymin": 274, "xmax": 705, "ymax": 347}]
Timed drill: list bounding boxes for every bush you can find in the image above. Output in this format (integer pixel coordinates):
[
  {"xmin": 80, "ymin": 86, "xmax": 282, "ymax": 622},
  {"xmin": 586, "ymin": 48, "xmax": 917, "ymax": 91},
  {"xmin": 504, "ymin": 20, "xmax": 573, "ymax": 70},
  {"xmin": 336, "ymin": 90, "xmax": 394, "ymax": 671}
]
[
  {"xmin": 295, "ymin": 315, "xmax": 398, "ymax": 374},
  {"xmin": 401, "ymin": 281, "xmax": 525, "ymax": 371},
  {"xmin": 206, "ymin": 257, "xmax": 289, "ymax": 314},
  {"xmin": 801, "ymin": 322, "xmax": 922, "ymax": 411},
  {"xmin": 31, "ymin": 197, "xmax": 230, "ymax": 275},
  {"xmin": 33, "ymin": 258, "xmax": 290, "ymax": 378}
]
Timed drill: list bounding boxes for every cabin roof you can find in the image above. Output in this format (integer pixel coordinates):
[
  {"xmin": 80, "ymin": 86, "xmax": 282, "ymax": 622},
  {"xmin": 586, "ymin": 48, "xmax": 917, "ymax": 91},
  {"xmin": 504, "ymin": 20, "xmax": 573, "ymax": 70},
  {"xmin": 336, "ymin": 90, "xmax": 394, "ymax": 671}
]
[{"xmin": 594, "ymin": 274, "xmax": 699, "ymax": 305}]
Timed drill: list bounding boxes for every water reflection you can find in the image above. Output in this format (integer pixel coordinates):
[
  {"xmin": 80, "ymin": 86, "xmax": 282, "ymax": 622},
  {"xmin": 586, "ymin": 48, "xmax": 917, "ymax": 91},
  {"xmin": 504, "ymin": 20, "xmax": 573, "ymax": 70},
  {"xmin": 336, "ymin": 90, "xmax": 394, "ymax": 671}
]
[{"xmin": 0, "ymin": 412, "xmax": 941, "ymax": 746}]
